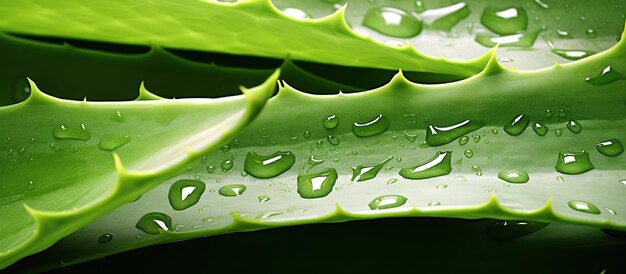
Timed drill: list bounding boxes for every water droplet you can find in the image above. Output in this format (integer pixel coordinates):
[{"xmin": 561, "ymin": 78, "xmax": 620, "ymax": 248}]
[
  {"xmin": 472, "ymin": 164, "xmax": 483, "ymax": 176},
  {"xmin": 387, "ymin": 178, "xmax": 398, "ymax": 185},
  {"xmin": 220, "ymin": 159, "xmax": 233, "ymax": 171},
  {"xmin": 532, "ymin": 122, "xmax": 548, "ymax": 136},
  {"xmin": 327, "ymin": 135, "xmax": 340, "ymax": 146},
  {"xmin": 503, "ymin": 114, "xmax": 529, "ymax": 136},
  {"xmin": 555, "ymin": 129, "xmax": 563, "ymax": 137},
  {"xmin": 221, "ymin": 145, "xmax": 230, "ymax": 152},
  {"xmin": 403, "ymin": 131, "xmax": 418, "ymax": 143},
  {"xmin": 458, "ymin": 136, "xmax": 469, "ymax": 146},
  {"xmin": 492, "ymin": 129, "xmax": 499, "ymax": 135},
  {"xmin": 135, "ymin": 212, "xmax": 172, "ymax": 235},
  {"xmin": 399, "ymin": 151, "xmax": 452, "ymax": 180},
  {"xmin": 52, "ymin": 124, "xmax": 91, "ymax": 141},
  {"xmin": 464, "ymin": 149, "xmax": 474, "ymax": 158},
  {"xmin": 585, "ymin": 28, "xmax": 597, "ymax": 38},
  {"xmin": 498, "ymin": 170, "xmax": 529, "ymax": 184},
  {"xmin": 7, "ymin": 148, "xmax": 14, "ymax": 156},
  {"xmin": 323, "ymin": 114, "xmax": 338, "ymax": 129},
  {"xmin": 475, "ymin": 30, "xmax": 540, "ymax": 47},
  {"xmin": 206, "ymin": 165, "xmax": 215, "ymax": 173},
  {"xmin": 533, "ymin": 0, "xmax": 549, "ymax": 9},
  {"xmin": 258, "ymin": 195, "xmax": 271, "ymax": 203},
  {"xmin": 566, "ymin": 120, "xmax": 582, "ymax": 134},
  {"xmin": 414, "ymin": 0, "xmax": 426, "ymax": 12},
  {"xmin": 168, "ymin": 179, "xmax": 206, "ymax": 210},
  {"xmin": 244, "ymin": 151, "xmax": 295, "ymax": 179},
  {"xmin": 98, "ymin": 234, "xmax": 113, "ymax": 244},
  {"xmin": 256, "ymin": 211, "xmax": 283, "ymax": 219},
  {"xmin": 112, "ymin": 111, "xmax": 125, "ymax": 122},
  {"xmin": 368, "ymin": 195, "xmax": 408, "ymax": 210},
  {"xmin": 606, "ymin": 208, "xmax": 617, "ymax": 215},
  {"xmin": 585, "ymin": 66, "xmax": 625, "ymax": 86},
  {"xmin": 352, "ymin": 114, "xmax": 390, "ymax": 137},
  {"xmin": 473, "ymin": 134, "xmax": 481, "ymax": 143},
  {"xmin": 568, "ymin": 200, "xmax": 601, "ymax": 214},
  {"xmin": 427, "ymin": 201, "xmax": 441, "ymax": 206},
  {"xmin": 363, "ymin": 7, "xmax": 423, "ymax": 38},
  {"xmin": 485, "ymin": 220, "xmax": 548, "ymax": 240},
  {"xmin": 282, "ymin": 8, "xmax": 309, "ymax": 19},
  {"xmin": 480, "ymin": 7, "xmax": 528, "ymax": 35},
  {"xmin": 596, "ymin": 138, "xmax": 624, "ymax": 157},
  {"xmin": 556, "ymin": 151, "xmax": 594, "ymax": 174},
  {"xmin": 29, "ymin": 138, "xmax": 35, "ymax": 144},
  {"xmin": 316, "ymin": 140, "xmax": 323, "ymax": 149},
  {"xmin": 98, "ymin": 135, "xmax": 131, "ymax": 151},
  {"xmin": 419, "ymin": 2, "xmax": 470, "ymax": 31},
  {"xmin": 436, "ymin": 184, "xmax": 448, "ymax": 189},
  {"xmin": 218, "ymin": 184, "xmax": 247, "ymax": 197},
  {"xmin": 552, "ymin": 49, "xmax": 595, "ymax": 60},
  {"xmin": 351, "ymin": 156, "xmax": 393, "ymax": 182},
  {"xmin": 297, "ymin": 168, "xmax": 338, "ymax": 199},
  {"xmin": 426, "ymin": 120, "xmax": 483, "ymax": 146},
  {"xmin": 304, "ymin": 130, "xmax": 311, "ymax": 139},
  {"xmin": 545, "ymin": 109, "xmax": 553, "ymax": 118}
]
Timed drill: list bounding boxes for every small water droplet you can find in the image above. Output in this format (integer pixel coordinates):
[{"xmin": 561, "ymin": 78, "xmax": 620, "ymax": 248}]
[
  {"xmin": 323, "ymin": 114, "xmax": 338, "ymax": 130},
  {"xmin": 168, "ymin": 179, "xmax": 206, "ymax": 210},
  {"xmin": 503, "ymin": 114, "xmax": 529, "ymax": 136},
  {"xmin": 304, "ymin": 130, "xmax": 311, "ymax": 139},
  {"xmin": 386, "ymin": 178, "xmax": 398, "ymax": 185},
  {"xmin": 596, "ymin": 138, "xmax": 624, "ymax": 157},
  {"xmin": 459, "ymin": 136, "xmax": 469, "ymax": 146},
  {"xmin": 566, "ymin": 120, "xmax": 582, "ymax": 134},
  {"xmin": 556, "ymin": 176, "xmax": 565, "ymax": 182},
  {"xmin": 7, "ymin": 148, "xmax": 14, "ymax": 156},
  {"xmin": 399, "ymin": 151, "xmax": 452, "ymax": 180},
  {"xmin": 206, "ymin": 165, "xmax": 215, "ymax": 173},
  {"xmin": 436, "ymin": 184, "xmax": 448, "ymax": 189},
  {"xmin": 352, "ymin": 114, "xmax": 390, "ymax": 137},
  {"xmin": 98, "ymin": 234, "xmax": 113, "ymax": 244},
  {"xmin": 427, "ymin": 201, "xmax": 441, "ymax": 206},
  {"xmin": 29, "ymin": 138, "xmax": 35, "ymax": 144},
  {"xmin": 297, "ymin": 168, "xmax": 338, "ymax": 199},
  {"xmin": 135, "ymin": 212, "xmax": 172, "ymax": 235},
  {"xmin": 363, "ymin": 7, "xmax": 423, "ymax": 38},
  {"xmin": 606, "ymin": 208, "xmax": 617, "ymax": 215},
  {"xmin": 258, "ymin": 195, "xmax": 271, "ymax": 203},
  {"xmin": 218, "ymin": 184, "xmax": 247, "ymax": 197},
  {"xmin": 316, "ymin": 140, "xmax": 323, "ymax": 149},
  {"xmin": 556, "ymin": 151, "xmax": 594, "ymax": 174},
  {"xmin": 532, "ymin": 122, "xmax": 548, "ymax": 136},
  {"xmin": 545, "ymin": 109, "xmax": 553, "ymax": 118},
  {"xmin": 244, "ymin": 151, "xmax": 295, "ymax": 179},
  {"xmin": 498, "ymin": 170, "xmax": 529, "ymax": 184},
  {"xmin": 426, "ymin": 120, "xmax": 483, "ymax": 146},
  {"xmin": 368, "ymin": 195, "xmax": 408, "ymax": 210},
  {"xmin": 404, "ymin": 131, "xmax": 418, "ymax": 143},
  {"xmin": 327, "ymin": 135, "xmax": 340, "ymax": 146},
  {"xmin": 473, "ymin": 134, "xmax": 481, "ymax": 143},
  {"xmin": 351, "ymin": 156, "xmax": 393, "ymax": 182},
  {"xmin": 585, "ymin": 66, "xmax": 625, "ymax": 86},
  {"xmin": 52, "ymin": 124, "xmax": 91, "ymax": 141},
  {"xmin": 533, "ymin": 0, "xmax": 549, "ymax": 9},
  {"xmin": 485, "ymin": 220, "xmax": 548, "ymax": 240},
  {"xmin": 585, "ymin": 28, "xmax": 597, "ymax": 38},
  {"xmin": 568, "ymin": 200, "xmax": 601, "ymax": 214},
  {"xmin": 472, "ymin": 164, "xmax": 483, "ymax": 176},
  {"xmin": 552, "ymin": 49, "xmax": 595, "ymax": 60},
  {"xmin": 98, "ymin": 135, "xmax": 132, "ymax": 151},
  {"xmin": 480, "ymin": 7, "xmax": 528, "ymax": 35},
  {"xmin": 555, "ymin": 129, "xmax": 563, "ymax": 137},
  {"xmin": 256, "ymin": 211, "xmax": 283, "ymax": 219},
  {"xmin": 221, "ymin": 145, "xmax": 230, "ymax": 152},
  {"xmin": 464, "ymin": 149, "xmax": 474, "ymax": 158},
  {"xmin": 492, "ymin": 129, "xmax": 499, "ymax": 135},
  {"xmin": 220, "ymin": 159, "xmax": 233, "ymax": 171}
]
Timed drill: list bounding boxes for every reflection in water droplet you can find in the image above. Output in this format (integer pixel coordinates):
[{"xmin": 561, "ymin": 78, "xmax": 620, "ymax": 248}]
[
  {"xmin": 369, "ymin": 195, "xmax": 408, "ymax": 210},
  {"xmin": 596, "ymin": 138, "xmax": 624, "ymax": 157},
  {"xmin": 98, "ymin": 234, "xmax": 113, "ymax": 244},
  {"xmin": 552, "ymin": 49, "xmax": 595, "ymax": 60},
  {"xmin": 168, "ymin": 179, "xmax": 206, "ymax": 210},
  {"xmin": 426, "ymin": 120, "xmax": 483, "ymax": 146},
  {"xmin": 297, "ymin": 168, "xmax": 338, "ymax": 199},
  {"xmin": 135, "ymin": 212, "xmax": 172, "ymax": 235},
  {"xmin": 566, "ymin": 120, "xmax": 582, "ymax": 134},
  {"xmin": 480, "ymin": 6, "xmax": 527, "ymax": 35},
  {"xmin": 585, "ymin": 66, "xmax": 625, "ymax": 86},
  {"xmin": 98, "ymin": 135, "xmax": 132, "ymax": 151},
  {"xmin": 352, "ymin": 114, "xmax": 390, "ymax": 137},
  {"xmin": 244, "ymin": 151, "xmax": 295, "ymax": 179},
  {"xmin": 568, "ymin": 200, "xmax": 601, "ymax": 214},
  {"xmin": 556, "ymin": 151, "xmax": 594, "ymax": 174},
  {"xmin": 221, "ymin": 159, "xmax": 233, "ymax": 171},
  {"xmin": 363, "ymin": 7, "xmax": 423, "ymax": 38},
  {"xmin": 485, "ymin": 220, "xmax": 548, "ymax": 240},
  {"xmin": 218, "ymin": 184, "xmax": 247, "ymax": 197},
  {"xmin": 498, "ymin": 170, "xmax": 529, "ymax": 184},
  {"xmin": 399, "ymin": 151, "xmax": 452, "ymax": 180},
  {"xmin": 351, "ymin": 156, "xmax": 393, "ymax": 182},
  {"xmin": 503, "ymin": 114, "xmax": 529, "ymax": 136},
  {"xmin": 532, "ymin": 122, "xmax": 548, "ymax": 136},
  {"xmin": 52, "ymin": 124, "xmax": 91, "ymax": 141}
]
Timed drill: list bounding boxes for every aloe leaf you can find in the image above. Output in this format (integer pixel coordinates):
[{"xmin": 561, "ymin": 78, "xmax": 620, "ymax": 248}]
[
  {"xmin": 24, "ymin": 29, "xmax": 626, "ymax": 269},
  {"xmin": 0, "ymin": 70, "xmax": 278, "ymax": 269}
]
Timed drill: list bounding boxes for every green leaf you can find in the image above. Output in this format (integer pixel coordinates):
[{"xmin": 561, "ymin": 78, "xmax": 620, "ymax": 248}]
[{"xmin": 0, "ymin": 70, "xmax": 278, "ymax": 269}]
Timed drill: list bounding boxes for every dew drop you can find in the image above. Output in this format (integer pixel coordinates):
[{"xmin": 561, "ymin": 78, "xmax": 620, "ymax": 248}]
[
  {"xmin": 427, "ymin": 201, "xmax": 441, "ymax": 206},
  {"xmin": 387, "ymin": 178, "xmax": 398, "ymax": 185},
  {"xmin": 555, "ymin": 129, "xmax": 563, "ymax": 137},
  {"xmin": 352, "ymin": 114, "xmax": 390, "ymax": 137},
  {"xmin": 98, "ymin": 135, "xmax": 132, "ymax": 151},
  {"xmin": 297, "ymin": 168, "xmax": 338, "ymax": 199},
  {"xmin": 258, "ymin": 195, "xmax": 271, "ymax": 203},
  {"xmin": 459, "ymin": 136, "xmax": 469, "ymax": 146},
  {"xmin": 568, "ymin": 200, "xmax": 601, "ymax": 214},
  {"xmin": 327, "ymin": 135, "xmax": 340, "ymax": 146},
  {"xmin": 585, "ymin": 28, "xmax": 597, "ymax": 38},
  {"xmin": 404, "ymin": 131, "xmax": 418, "ymax": 143},
  {"xmin": 426, "ymin": 120, "xmax": 483, "ymax": 146},
  {"xmin": 555, "ymin": 151, "xmax": 594, "ymax": 175},
  {"xmin": 351, "ymin": 156, "xmax": 393, "ymax": 182},
  {"xmin": 323, "ymin": 114, "xmax": 338, "ymax": 129},
  {"xmin": 218, "ymin": 184, "xmax": 247, "ymax": 197},
  {"xmin": 220, "ymin": 159, "xmax": 233, "ymax": 171},
  {"xmin": 480, "ymin": 7, "xmax": 528, "ymax": 35},
  {"xmin": 135, "ymin": 212, "xmax": 172, "ymax": 235},
  {"xmin": 485, "ymin": 220, "xmax": 548, "ymax": 240},
  {"xmin": 399, "ymin": 151, "xmax": 452, "ymax": 180},
  {"xmin": 498, "ymin": 170, "xmax": 529, "ymax": 184},
  {"xmin": 532, "ymin": 122, "xmax": 548, "ymax": 136},
  {"xmin": 585, "ymin": 66, "xmax": 625, "ymax": 86},
  {"xmin": 473, "ymin": 134, "xmax": 481, "ymax": 143},
  {"xmin": 244, "ymin": 151, "xmax": 295, "ymax": 179},
  {"xmin": 475, "ymin": 30, "xmax": 540, "ymax": 47},
  {"xmin": 545, "ymin": 109, "xmax": 553, "ymax": 118},
  {"xmin": 7, "ymin": 148, "xmax": 14, "ymax": 156},
  {"xmin": 464, "ymin": 149, "xmax": 474, "ymax": 158},
  {"xmin": 596, "ymin": 138, "xmax": 623, "ymax": 157},
  {"xmin": 472, "ymin": 164, "xmax": 483, "ymax": 176},
  {"xmin": 552, "ymin": 49, "xmax": 596, "ymax": 60},
  {"xmin": 503, "ymin": 114, "xmax": 529, "ymax": 136},
  {"xmin": 566, "ymin": 120, "xmax": 582, "ymax": 134},
  {"xmin": 52, "ymin": 124, "xmax": 91, "ymax": 141},
  {"xmin": 363, "ymin": 7, "xmax": 423, "ymax": 38},
  {"xmin": 168, "ymin": 179, "xmax": 206, "ymax": 211},
  {"xmin": 368, "ymin": 195, "xmax": 408, "ymax": 210},
  {"xmin": 304, "ymin": 130, "xmax": 311, "ymax": 139},
  {"xmin": 98, "ymin": 234, "xmax": 113, "ymax": 244},
  {"xmin": 206, "ymin": 165, "xmax": 216, "ymax": 173}
]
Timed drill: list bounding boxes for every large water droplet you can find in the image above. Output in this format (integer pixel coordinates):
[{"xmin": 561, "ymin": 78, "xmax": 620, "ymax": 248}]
[
  {"xmin": 566, "ymin": 120, "xmax": 582, "ymax": 134},
  {"xmin": 480, "ymin": 7, "xmax": 528, "ymax": 35},
  {"xmin": 532, "ymin": 122, "xmax": 548, "ymax": 136},
  {"xmin": 352, "ymin": 114, "xmax": 390, "ymax": 137},
  {"xmin": 168, "ymin": 179, "xmax": 206, "ymax": 210},
  {"xmin": 596, "ymin": 138, "xmax": 623, "ymax": 157},
  {"xmin": 503, "ymin": 114, "xmax": 529, "ymax": 136},
  {"xmin": 363, "ymin": 7, "xmax": 423, "ymax": 38},
  {"xmin": 135, "ymin": 212, "xmax": 172, "ymax": 235},
  {"xmin": 585, "ymin": 66, "xmax": 625, "ymax": 86},
  {"xmin": 219, "ymin": 184, "xmax": 247, "ymax": 197},
  {"xmin": 98, "ymin": 135, "xmax": 131, "ymax": 151},
  {"xmin": 351, "ymin": 156, "xmax": 393, "ymax": 182},
  {"xmin": 475, "ymin": 30, "xmax": 540, "ymax": 47},
  {"xmin": 419, "ymin": 2, "xmax": 470, "ymax": 31},
  {"xmin": 244, "ymin": 151, "xmax": 295, "ymax": 179},
  {"xmin": 485, "ymin": 220, "xmax": 548, "ymax": 240},
  {"xmin": 552, "ymin": 49, "xmax": 595, "ymax": 60},
  {"xmin": 52, "ymin": 124, "xmax": 91, "ymax": 141},
  {"xmin": 297, "ymin": 168, "xmax": 337, "ymax": 199},
  {"xmin": 369, "ymin": 195, "xmax": 408, "ymax": 210},
  {"xmin": 498, "ymin": 170, "xmax": 529, "ymax": 184},
  {"xmin": 568, "ymin": 200, "xmax": 601, "ymax": 214},
  {"xmin": 555, "ymin": 151, "xmax": 594, "ymax": 174},
  {"xmin": 98, "ymin": 234, "xmax": 113, "ymax": 244},
  {"xmin": 426, "ymin": 120, "xmax": 483, "ymax": 146},
  {"xmin": 399, "ymin": 151, "xmax": 452, "ymax": 180}
]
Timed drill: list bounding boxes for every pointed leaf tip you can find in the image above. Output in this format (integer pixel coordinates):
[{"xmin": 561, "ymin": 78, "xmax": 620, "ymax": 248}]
[
  {"xmin": 480, "ymin": 45, "xmax": 505, "ymax": 75},
  {"xmin": 137, "ymin": 82, "xmax": 165, "ymax": 101}
]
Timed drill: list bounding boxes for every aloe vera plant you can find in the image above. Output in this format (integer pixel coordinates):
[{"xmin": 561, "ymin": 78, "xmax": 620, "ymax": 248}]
[{"xmin": 1, "ymin": 0, "xmax": 626, "ymax": 272}]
